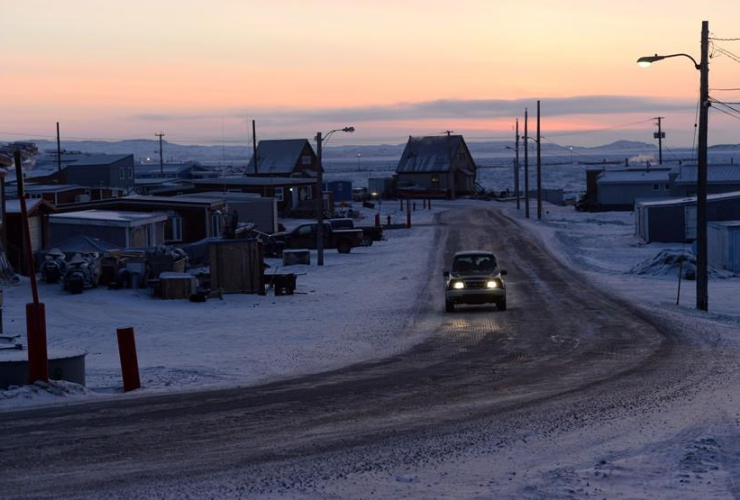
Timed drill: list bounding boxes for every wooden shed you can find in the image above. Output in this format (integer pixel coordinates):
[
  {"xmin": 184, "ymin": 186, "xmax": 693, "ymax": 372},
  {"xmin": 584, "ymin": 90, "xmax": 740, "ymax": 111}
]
[{"xmin": 208, "ymin": 239, "xmax": 264, "ymax": 294}]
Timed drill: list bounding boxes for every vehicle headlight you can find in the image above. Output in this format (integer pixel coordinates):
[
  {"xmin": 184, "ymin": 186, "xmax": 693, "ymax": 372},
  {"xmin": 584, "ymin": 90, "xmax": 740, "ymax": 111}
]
[
  {"xmin": 452, "ymin": 281, "xmax": 465, "ymax": 290},
  {"xmin": 486, "ymin": 280, "xmax": 499, "ymax": 289}
]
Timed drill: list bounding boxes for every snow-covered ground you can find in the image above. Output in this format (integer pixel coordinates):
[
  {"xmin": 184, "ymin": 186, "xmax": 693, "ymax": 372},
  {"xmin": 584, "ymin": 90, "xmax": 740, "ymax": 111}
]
[{"xmin": 2, "ymin": 198, "xmax": 739, "ymax": 413}]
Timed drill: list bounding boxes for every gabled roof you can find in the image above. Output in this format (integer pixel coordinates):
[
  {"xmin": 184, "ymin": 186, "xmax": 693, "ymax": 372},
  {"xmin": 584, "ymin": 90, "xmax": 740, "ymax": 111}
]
[
  {"xmin": 65, "ymin": 154, "xmax": 132, "ymax": 167},
  {"xmin": 396, "ymin": 135, "xmax": 466, "ymax": 173},
  {"xmin": 636, "ymin": 190, "xmax": 740, "ymax": 208},
  {"xmin": 674, "ymin": 165, "xmax": 740, "ymax": 184},
  {"xmin": 5, "ymin": 198, "xmax": 57, "ymax": 215},
  {"xmin": 246, "ymin": 139, "xmax": 314, "ymax": 175}
]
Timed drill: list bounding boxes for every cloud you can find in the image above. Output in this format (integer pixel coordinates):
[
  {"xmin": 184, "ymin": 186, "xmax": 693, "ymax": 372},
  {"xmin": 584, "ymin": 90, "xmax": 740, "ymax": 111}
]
[{"xmin": 133, "ymin": 96, "xmax": 693, "ymax": 124}]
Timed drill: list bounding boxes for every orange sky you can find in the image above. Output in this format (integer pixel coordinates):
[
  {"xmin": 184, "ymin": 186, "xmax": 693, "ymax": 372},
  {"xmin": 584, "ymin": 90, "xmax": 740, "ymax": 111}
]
[{"xmin": 2, "ymin": 1, "xmax": 740, "ymax": 146}]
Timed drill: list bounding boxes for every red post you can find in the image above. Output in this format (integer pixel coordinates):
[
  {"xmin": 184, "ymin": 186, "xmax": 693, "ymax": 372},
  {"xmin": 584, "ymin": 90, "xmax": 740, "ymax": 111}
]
[
  {"xmin": 117, "ymin": 327, "xmax": 141, "ymax": 391},
  {"xmin": 374, "ymin": 213, "xmax": 380, "ymax": 227},
  {"xmin": 26, "ymin": 303, "xmax": 48, "ymax": 383}
]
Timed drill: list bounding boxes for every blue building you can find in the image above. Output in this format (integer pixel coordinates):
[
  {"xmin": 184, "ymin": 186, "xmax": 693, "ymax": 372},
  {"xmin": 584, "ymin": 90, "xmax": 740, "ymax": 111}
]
[{"xmin": 324, "ymin": 180, "xmax": 352, "ymax": 203}]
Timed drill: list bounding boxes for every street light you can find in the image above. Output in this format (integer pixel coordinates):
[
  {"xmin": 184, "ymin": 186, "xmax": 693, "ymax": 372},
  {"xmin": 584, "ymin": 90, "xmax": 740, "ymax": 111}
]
[
  {"xmin": 316, "ymin": 126, "xmax": 355, "ymax": 266},
  {"xmin": 637, "ymin": 20, "xmax": 709, "ymax": 311}
]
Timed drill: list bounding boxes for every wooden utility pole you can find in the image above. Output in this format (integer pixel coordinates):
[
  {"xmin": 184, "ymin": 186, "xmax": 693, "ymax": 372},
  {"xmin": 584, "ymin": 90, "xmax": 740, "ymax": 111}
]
[
  {"xmin": 446, "ymin": 130, "xmax": 455, "ymax": 200},
  {"xmin": 252, "ymin": 120, "xmax": 258, "ymax": 174},
  {"xmin": 524, "ymin": 109, "xmax": 529, "ymax": 219},
  {"xmin": 316, "ymin": 132, "xmax": 325, "ymax": 266},
  {"xmin": 515, "ymin": 118, "xmax": 520, "ymax": 210},
  {"xmin": 696, "ymin": 20, "xmax": 709, "ymax": 311},
  {"xmin": 654, "ymin": 116, "xmax": 665, "ymax": 165},
  {"xmin": 155, "ymin": 132, "xmax": 165, "ymax": 175},
  {"xmin": 56, "ymin": 122, "xmax": 62, "ymax": 173},
  {"xmin": 537, "ymin": 100, "xmax": 542, "ymax": 220}
]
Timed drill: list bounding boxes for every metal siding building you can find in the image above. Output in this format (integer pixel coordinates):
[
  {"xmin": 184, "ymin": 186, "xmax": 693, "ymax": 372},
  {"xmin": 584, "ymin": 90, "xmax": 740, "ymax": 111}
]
[
  {"xmin": 636, "ymin": 191, "xmax": 740, "ymax": 243},
  {"xmin": 708, "ymin": 221, "xmax": 740, "ymax": 273},
  {"xmin": 596, "ymin": 170, "xmax": 671, "ymax": 209},
  {"xmin": 325, "ymin": 180, "xmax": 352, "ymax": 203},
  {"xmin": 671, "ymin": 164, "xmax": 740, "ymax": 197}
]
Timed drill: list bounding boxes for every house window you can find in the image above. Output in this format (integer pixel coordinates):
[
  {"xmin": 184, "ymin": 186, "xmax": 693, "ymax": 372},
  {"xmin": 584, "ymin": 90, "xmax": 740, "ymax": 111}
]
[
  {"xmin": 119, "ymin": 168, "xmax": 125, "ymax": 180},
  {"xmin": 431, "ymin": 175, "xmax": 440, "ymax": 185},
  {"xmin": 128, "ymin": 167, "xmax": 134, "ymax": 179},
  {"xmin": 84, "ymin": 189, "xmax": 91, "ymax": 196},
  {"xmin": 169, "ymin": 217, "xmax": 183, "ymax": 242},
  {"xmin": 652, "ymin": 183, "xmax": 660, "ymax": 191},
  {"xmin": 301, "ymin": 155, "xmax": 312, "ymax": 165},
  {"xmin": 211, "ymin": 214, "xmax": 223, "ymax": 237},
  {"xmin": 274, "ymin": 187, "xmax": 284, "ymax": 201},
  {"xmin": 29, "ymin": 193, "xmax": 42, "ymax": 199},
  {"xmin": 664, "ymin": 184, "xmax": 670, "ymax": 190}
]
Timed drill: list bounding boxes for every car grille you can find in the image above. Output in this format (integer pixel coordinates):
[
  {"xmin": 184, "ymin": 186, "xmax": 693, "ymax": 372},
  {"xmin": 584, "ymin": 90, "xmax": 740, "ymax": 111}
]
[{"xmin": 464, "ymin": 280, "xmax": 487, "ymax": 289}]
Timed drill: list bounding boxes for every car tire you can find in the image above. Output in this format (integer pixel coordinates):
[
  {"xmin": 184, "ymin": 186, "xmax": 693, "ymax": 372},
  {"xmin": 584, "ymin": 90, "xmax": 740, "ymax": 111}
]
[
  {"xmin": 445, "ymin": 300, "xmax": 455, "ymax": 312},
  {"xmin": 362, "ymin": 235, "xmax": 373, "ymax": 247},
  {"xmin": 337, "ymin": 240, "xmax": 352, "ymax": 254}
]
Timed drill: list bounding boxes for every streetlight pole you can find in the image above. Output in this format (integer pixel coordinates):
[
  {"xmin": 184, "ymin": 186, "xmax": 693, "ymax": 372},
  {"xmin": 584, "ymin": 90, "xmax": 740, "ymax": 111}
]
[
  {"xmin": 316, "ymin": 127, "xmax": 355, "ymax": 266},
  {"xmin": 637, "ymin": 20, "xmax": 709, "ymax": 311},
  {"xmin": 524, "ymin": 109, "xmax": 530, "ymax": 219},
  {"xmin": 515, "ymin": 119, "xmax": 520, "ymax": 209}
]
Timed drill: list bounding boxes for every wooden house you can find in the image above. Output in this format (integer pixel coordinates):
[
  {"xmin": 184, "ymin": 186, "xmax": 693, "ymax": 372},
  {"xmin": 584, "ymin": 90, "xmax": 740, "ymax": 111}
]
[
  {"xmin": 395, "ymin": 135, "xmax": 477, "ymax": 197},
  {"xmin": 246, "ymin": 139, "xmax": 319, "ymax": 177}
]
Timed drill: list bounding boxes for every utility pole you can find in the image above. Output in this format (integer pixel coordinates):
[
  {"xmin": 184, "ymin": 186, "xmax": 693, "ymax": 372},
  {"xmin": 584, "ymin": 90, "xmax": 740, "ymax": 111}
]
[
  {"xmin": 654, "ymin": 116, "xmax": 665, "ymax": 165},
  {"xmin": 537, "ymin": 100, "xmax": 542, "ymax": 220},
  {"xmin": 696, "ymin": 20, "xmax": 709, "ymax": 311},
  {"xmin": 446, "ymin": 130, "xmax": 456, "ymax": 200},
  {"xmin": 515, "ymin": 118, "xmax": 520, "ymax": 210},
  {"xmin": 252, "ymin": 120, "xmax": 258, "ymax": 174},
  {"xmin": 155, "ymin": 133, "xmax": 165, "ymax": 176},
  {"xmin": 316, "ymin": 132, "xmax": 325, "ymax": 266},
  {"xmin": 55, "ymin": 122, "xmax": 62, "ymax": 174},
  {"xmin": 524, "ymin": 109, "xmax": 530, "ymax": 219}
]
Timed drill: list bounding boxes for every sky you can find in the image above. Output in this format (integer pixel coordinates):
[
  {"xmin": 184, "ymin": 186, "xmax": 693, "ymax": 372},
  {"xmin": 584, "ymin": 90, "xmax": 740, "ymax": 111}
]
[{"xmin": 2, "ymin": 0, "xmax": 740, "ymax": 147}]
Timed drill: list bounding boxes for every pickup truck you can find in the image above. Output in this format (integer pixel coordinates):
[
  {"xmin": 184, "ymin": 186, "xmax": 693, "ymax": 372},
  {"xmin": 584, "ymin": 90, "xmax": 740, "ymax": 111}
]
[
  {"xmin": 328, "ymin": 218, "xmax": 384, "ymax": 247},
  {"xmin": 272, "ymin": 222, "xmax": 363, "ymax": 254}
]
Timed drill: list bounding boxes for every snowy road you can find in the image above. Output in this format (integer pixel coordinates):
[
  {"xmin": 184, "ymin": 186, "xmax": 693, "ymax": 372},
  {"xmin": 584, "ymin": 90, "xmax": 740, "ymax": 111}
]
[{"xmin": 1, "ymin": 206, "xmax": 737, "ymax": 499}]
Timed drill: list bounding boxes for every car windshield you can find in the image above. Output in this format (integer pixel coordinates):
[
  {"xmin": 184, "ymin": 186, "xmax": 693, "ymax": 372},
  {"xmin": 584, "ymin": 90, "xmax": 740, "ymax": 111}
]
[{"xmin": 452, "ymin": 254, "xmax": 497, "ymax": 273}]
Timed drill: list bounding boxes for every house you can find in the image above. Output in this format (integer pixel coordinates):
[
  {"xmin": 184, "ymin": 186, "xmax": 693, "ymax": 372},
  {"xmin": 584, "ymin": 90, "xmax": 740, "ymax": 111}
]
[
  {"xmin": 49, "ymin": 210, "xmax": 167, "ymax": 248},
  {"xmin": 246, "ymin": 139, "xmax": 319, "ymax": 177},
  {"xmin": 57, "ymin": 194, "xmax": 228, "ymax": 243},
  {"xmin": 395, "ymin": 135, "xmax": 477, "ymax": 197},
  {"xmin": 595, "ymin": 169, "xmax": 673, "ymax": 210},
  {"xmin": 8, "ymin": 184, "xmax": 124, "ymax": 206},
  {"xmin": 708, "ymin": 221, "xmax": 740, "ymax": 273},
  {"xmin": 134, "ymin": 162, "xmax": 218, "ymax": 180},
  {"xmin": 5, "ymin": 198, "xmax": 57, "ymax": 275},
  {"xmin": 670, "ymin": 164, "xmax": 740, "ymax": 197},
  {"xmin": 24, "ymin": 153, "xmax": 136, "ymax": 192},
  {"xmin": 635, "ymin": 191, "xmax": 740, "ymax": 243},
  {"xmin": 173, "ymin": 177, "xmax": 318, "ymax": 214},
  {"xmin": 178, "ymin": 191, "xmax": 279, "ymax": 233}
]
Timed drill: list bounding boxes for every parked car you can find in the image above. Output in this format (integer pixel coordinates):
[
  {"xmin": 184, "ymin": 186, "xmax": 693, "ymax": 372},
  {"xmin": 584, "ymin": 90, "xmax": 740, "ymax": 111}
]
[
  {"xmin": 272, "ymin": 222, "xmax": 363, "ymax": 254},
  {"xmin": 328, "ymin": 218, "xmax": 384, "ymax": 246},
  {"xmin": 443, "ymin": 251, "xmax": 507, "ymax": 312}
]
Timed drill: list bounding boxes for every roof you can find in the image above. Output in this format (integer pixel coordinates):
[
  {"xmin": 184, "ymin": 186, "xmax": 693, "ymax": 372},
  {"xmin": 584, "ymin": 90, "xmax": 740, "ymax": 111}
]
[
  {"xmin": 454, "ymin": 250, "xmax": 495, "ymax": 257},
  {"xmin": 708, "ymin": 220, "xmax": 740, "ymax": 229},
  {"xmin": 50, "ymin": 209, "xmax": 168, "ymax": 227},
  {"xmin": 636, "ymin": 190, "xmax": 740, "ymax": 208},
  {"xmin": 45, "ymin": 235, "xmax": 119, "ymax": 254},
  {"xmin": 674, "ymin": 165, "xmax": 740, "ymax": 184},
  {"xmin": 193, "ymin": 177, "xmax": 316, "ymax": 187},
  {"xmin": 65, "ymin": 154, "xmax": 131, "ymax": 167},
  {"xmin": 396, "ymin": 135, "xmax": 466, "ymax": 173},
  {"xmin": 135, "ymin": 163, "xmax": 204, "ymax": 176},
  {"xmin": 597, "ymin": 170, "xmax": 670, "ymax": 185},
  {"xmin": 115, "ymin": 194, "xmax": 225, "ymax": 207},
  {"xmin": 5, "ymin": 198, "xmax": 57, "ymax": 215},
  {"xmin": 246, "ymin": 139, "xmax": 314, "ymax": 175},
  {"xmin": 23, "ymin": 184, "xmax": 83, "ymax": 193},
  {"xmin": 179, "ymin": 191, "xmax": 262, "ymax": 200}
]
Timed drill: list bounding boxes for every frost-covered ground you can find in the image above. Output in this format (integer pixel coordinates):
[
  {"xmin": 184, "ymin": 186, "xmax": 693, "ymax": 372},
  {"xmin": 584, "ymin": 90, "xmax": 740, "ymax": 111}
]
[{"xmin": 0, "ymin": 202, "xmax": 440, "ymax": 409}]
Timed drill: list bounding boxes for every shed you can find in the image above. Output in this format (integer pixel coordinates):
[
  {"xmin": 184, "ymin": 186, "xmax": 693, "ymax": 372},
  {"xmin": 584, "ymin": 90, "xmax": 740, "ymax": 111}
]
[
  {"xmin": 208, "ymin": 239, "xmax": 264, "ymax": 294},
  {"xmin": 635, "ymin": 191, "xmax": 740, "ymax": 243},
  {"xmin": 596, "ymin": 169, "xmax": 671, "ymax": 210},
  {"xmin": 178, "ymin": 191, "xmax": 279, "ymax": 233},
  {"xmin": 708, "ymin": 221, "xmax": 740, "ymax": 273},
  {"xmin": 49, "ymin": 210, "xmax": 167, "ymax": 248},
  {"xmin": 324, "ymin": 180, "xmax": 352, "ymax": 203}
]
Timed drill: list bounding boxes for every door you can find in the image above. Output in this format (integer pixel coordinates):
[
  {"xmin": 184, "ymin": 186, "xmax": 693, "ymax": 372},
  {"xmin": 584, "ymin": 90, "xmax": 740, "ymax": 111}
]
[{"xmin": 685, "ymin": 206, "xmax": 697, "ymax": 240}]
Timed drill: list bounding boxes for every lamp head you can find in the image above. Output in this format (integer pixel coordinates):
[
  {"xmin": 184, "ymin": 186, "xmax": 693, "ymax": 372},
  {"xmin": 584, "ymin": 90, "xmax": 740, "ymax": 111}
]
[
  {"xmin": 342, "ymin": 127, "xmax": 355, "ymax": 133},
  {"xmin": 637, "ymin": 54, "xmax": 665, "ymax": 68}
]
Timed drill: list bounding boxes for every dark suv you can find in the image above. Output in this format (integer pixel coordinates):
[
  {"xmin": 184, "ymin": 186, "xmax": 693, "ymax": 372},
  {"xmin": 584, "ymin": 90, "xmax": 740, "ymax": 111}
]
[{"xmin": 443, "ymin": 251, "xmax": 507, "ymax": 312}]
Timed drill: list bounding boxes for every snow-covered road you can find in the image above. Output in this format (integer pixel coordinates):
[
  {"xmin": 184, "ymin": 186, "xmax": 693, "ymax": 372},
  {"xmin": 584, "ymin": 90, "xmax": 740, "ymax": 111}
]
[{"xmin": 4, "ymin": 204, "xmax": 732, "ymax": 499}]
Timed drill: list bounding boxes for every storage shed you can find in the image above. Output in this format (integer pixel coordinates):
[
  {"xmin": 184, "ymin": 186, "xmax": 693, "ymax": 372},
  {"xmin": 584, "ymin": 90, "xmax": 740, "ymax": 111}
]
[
  {"xmin": 49, "ymin": 210, "xmax": 167, "ymax": 248},
  {"xmin": 708, "ymin": 221, "xmax": 740, "ymax": 273},
  {"xmin": 324, "ymin": 180, "xmax": 352, "ymax": 203},
  {"xmin": 596, "ymin": 169, "xmax": 672, "ymax": 210},
  {"xmin": 635, "ymin": 191, "xmax": 740, "ymax": 243}
]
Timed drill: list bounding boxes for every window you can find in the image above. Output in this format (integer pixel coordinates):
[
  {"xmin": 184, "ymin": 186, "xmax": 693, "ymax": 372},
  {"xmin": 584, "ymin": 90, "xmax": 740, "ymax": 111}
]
[
  {"xmin": 29, "ymin": 193, "xmax": 42, "ymax": 199},
  {"xmin": 211, "ymin": 214, "xmax": 223, "ymax": 237},
  {"xmin": 664, "ymin": 184, "xmax": 670, "ymax": 190},
  {"xmin": 119, "ymin": 168, "xmax": 125, "ymax": 180},
  {"xmin": 652, "ymin": 184, "xmax": 660, "ymax": 191},
  {"xmin": 301, "ymin": 155, "xmax": 312, "ymax": 165},
  {"xmin": 432, "ymin": 175, "xmax": 440, "ymax": 185},
  {"xmin": 296, "ymin": 225, "xmax": 313, "ymax": 237},
  {"xmin": 169, "ymin": 217, "xmax": 183, "ymax": 242},
  {"xmin": 305, "ymin": 187, "xmax": 312, "ymax": 200},
  {"xmin": 128, "ymin": 167, "xmax": 134, "ymax": 179},
  {"xmin": 274, "ymin": 187, "xmax": 284, "ymax": 201}
]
